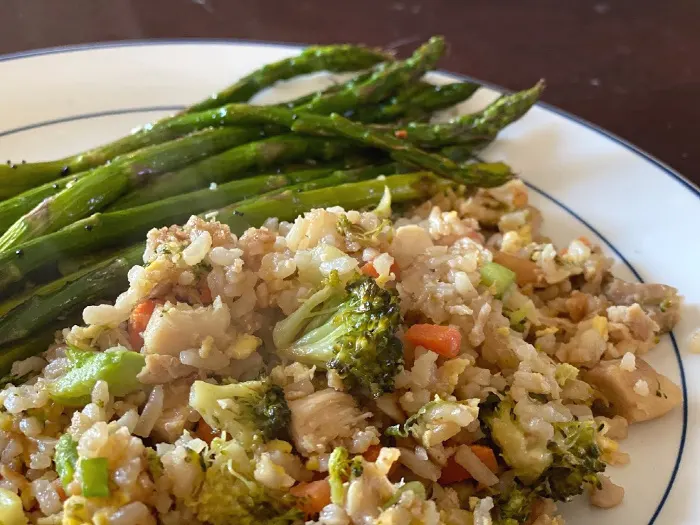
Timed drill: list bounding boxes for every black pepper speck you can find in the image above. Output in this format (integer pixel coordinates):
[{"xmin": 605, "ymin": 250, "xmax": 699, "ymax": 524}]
[
  {"xmin": 52, "ymin": 184, "xmax": 60, "ymax": 189},
  {"xmin": 85, "ymin": 224, "xmax": 93, "ymax": 231},
  {"xmin": 15, "ymin": 249, "xmax": 23, "ymax": 258},
  {"xmin": 60, "ymin": 166, "xmax": 70, "ymax": 176}
]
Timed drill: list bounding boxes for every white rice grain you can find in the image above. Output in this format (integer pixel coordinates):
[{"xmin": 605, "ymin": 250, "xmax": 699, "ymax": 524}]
[
  {"xmin": 620, "ymin": 352, "xmax": 636, "ymax": 372},
  {"xmin": 182, "ymin": 231, "xmax": 212, "ymax": 266},
  {"xmin": 633, "ymin": 379, "xmax": 649, "ymax": 397},
  {"xmin": 109, "ymin": 501, "xmax": 155, "ymax": 525}
]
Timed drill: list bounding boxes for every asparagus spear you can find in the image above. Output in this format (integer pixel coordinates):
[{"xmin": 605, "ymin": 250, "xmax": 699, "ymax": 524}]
[
  {"xmin": 0, "ymin": 128, "xmax": 250, "ymax": 252},
  {"xmin": 107, "ymin": 135, "xmax": 358, "ymax": 211},
  {"xmin": 347, "ymin": 81, "xmax": 480, "ymax": 123},
  {"xmin": 387, "ymin": 81, "xmax": 545, "ymax": 147},
  {"xmin": 0, "ymin": 45, "xmax": 389, "ymax": 199},
  {"xmin": 301, "ymin": 36, "xmax": 445, "ymax": 115},
  {"xmin": 0, "ymin": 163, "xmax": 399, "ymax": 292},
  {"xmin": 185, "ymin": 44, "xmax": 390, "ymax": 114},
  {"xmin": 0, "ymin": 244, "xmax": 144, "ymax": 346},
  {"xmin": 0, "ymin": 127, "xmax": 254, "ymax": 235},
  {"xmin": 0, "ymin": 172, "xmax": 440, "ymax": 347}
]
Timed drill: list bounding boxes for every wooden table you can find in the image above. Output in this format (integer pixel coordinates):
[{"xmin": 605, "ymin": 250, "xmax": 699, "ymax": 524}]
[{"xmin": 2, "ymin": 0, "xmax": 699, "ymax": 185}]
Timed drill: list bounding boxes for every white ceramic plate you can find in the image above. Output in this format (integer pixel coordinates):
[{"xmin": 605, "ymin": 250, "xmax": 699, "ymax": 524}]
[{"xmin": 0, "ymin": 41, "xmax": 698, "ymax": 525}]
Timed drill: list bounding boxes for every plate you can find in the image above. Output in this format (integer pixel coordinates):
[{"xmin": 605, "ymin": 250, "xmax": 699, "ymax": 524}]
[{"xmin": 0, "ymin": 40, "xmax": 698, "ymax": 525}]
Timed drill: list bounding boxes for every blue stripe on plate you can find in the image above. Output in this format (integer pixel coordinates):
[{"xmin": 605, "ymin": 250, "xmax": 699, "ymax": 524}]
[{"xmin": 0, "ymin": 45, "xmax": 691, "ymax": 520}]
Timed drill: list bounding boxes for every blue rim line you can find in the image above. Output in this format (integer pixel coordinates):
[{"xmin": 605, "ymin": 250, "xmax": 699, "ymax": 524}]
[
  {"xmin": 0, "ymin": 41, "xmax": 692, "ymax": 523},
  {"xmin": 0, "ymin": 106, "xmax": 184, "ymax": 139}
]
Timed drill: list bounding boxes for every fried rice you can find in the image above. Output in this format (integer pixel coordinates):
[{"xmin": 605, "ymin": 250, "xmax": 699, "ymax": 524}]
[{"xmin": 0, "ymin": 179, "xmax": 683, "ymax": 524}]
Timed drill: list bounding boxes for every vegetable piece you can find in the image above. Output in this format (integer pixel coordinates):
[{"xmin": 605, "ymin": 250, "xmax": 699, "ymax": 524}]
[
  {"xmin": 438, "ymin": 456, "xmax": 472, "ymax": 485},
  {"xmin": 195, "ymin": 419, "xmax": 219, "ymax": 445},
  {"xmin": 453, "ymin": 444, "xmax": 499, "ymax": 486},
  {"xmin": 328, "ymin": 447, "xmax": 363, "ymax": 505},
  {"xmin": 290, "ymin": 480, "xmax": 331, "ymax": 517},
  {"xmin": 107, "ymin": 135, "xmax": 356, "ymax": 210},
  {"xmin": 189, "ymin": 379, "xmax": 291, "ymax": 448},
  {"xmin": 301, "ymin": 36, "xmax": 445, "ymax": 115},
  {"xmin": 382, "ymin": 481, "xmax": 426, "ymax": 509},
  {"xmin": 128, "ymin": 300, "xmax": 160, "ymax": 351},
  {"xmin": 187, "ymin": 44, "xmax": 390, "ymax": 113},
  {"xmin": 80, "ymin": 457, "xmax": 110, "ymax": 498},
  {"xmin": 0, "ymin": 244, "xmax": 143, "ymax": 347},
  {"xmin": 54, "ymin": 434, "xmax": 79, "ymax": 487},
  {"xmin": 188, "ymin": 436, "xmax": 301, "ymax": 525},
  {"xmin": 480, "ymin": 261, "xmax": 516, "ymax": 297},
  {"xmin": 492, "ymin": 251, "xmax": 543, "ymax": 287},
  {"xmin": 385, "ymin": 396, "xmax": 479, "ymax": 448},
  {"xmin": 0, "ymin": 128, "xmax": 248, "ymax": 252},
  {"xmin": 384, "ymin": 81, "xmax": 545, "ymax": 147},
  {"xmin": 362, "ymin": 444, "xmax": 383, "ymax": 463},
  {"xmin": 404, "ymin": 324, "xmax": 462, "ymax": 358},
  {"xmin": 274, "ymin": 274, "xmax": 403, "ymax": 397},
  {"xmin": 48, "ymin": 347, "xmax": 146, "ymax": 407},
  {"xmin": 0, "ymin": 487, "xmax": 28, "ymax": 525}
]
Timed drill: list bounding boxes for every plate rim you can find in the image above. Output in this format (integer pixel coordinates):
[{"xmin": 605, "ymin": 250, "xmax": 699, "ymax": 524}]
[{"xmin": 0, "ymin": 38, "xmax": 693, "ymax": 524}]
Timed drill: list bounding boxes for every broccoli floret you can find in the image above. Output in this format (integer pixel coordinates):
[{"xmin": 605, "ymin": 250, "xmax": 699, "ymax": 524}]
[
  {"xmin": 189, "ymin": 437, "xmax": 301, "ymax": 525},
  {"xmin": 328, "ymin": 447, "xmax": 364, "ymax": 505},
  {"xmin": 484, "ymin": 398, "xmax": 606, "ymax": 522},
  {"xmin": 274, "ymin": 274, "xmax": 403, "ymax": 397},
  {"xmin": 189, "ymin": 379, "xmax": 291, "ymax": 448},
  {"xmin": 385, "ymin": 396, "xmax": 479, "ymax": 448},
  {"xmin": 336, "ymin": 215, "xmax": 391, "ymax": 247}
]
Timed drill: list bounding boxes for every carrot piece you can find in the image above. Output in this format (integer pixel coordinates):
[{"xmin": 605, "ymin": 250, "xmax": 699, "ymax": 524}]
[
  {"xmin": 363, "ymin": 444, "xmax": 382, "ymax": 463},
  {"xmin": 404, "ymin": 324, "xmax": 461, "ymax": 358},
  {"xmin": 198, "ymin": 279, "xmax": 213, "ymax": 305},
  {"xmin": 195, "ymin": 419, "xmax": 218, "ymax": 444},
  {"xmin": 290, "ymin": 479, "xmax": 331, "ymax": 517},
  {"xmin": 394, "ymin": 129, "xmax": 408, "ymax": 139},
  {"xmin": 360, "ymin": 262, "xmax": 380, "ymax": 278},
  {"xmin": 469, "ymin": 444, "xmax": 498, "ymax": 473},
  {"xmin": 439, "ymin": 456, "xmax": 472, "ymax": 484},
  {"xmin": 128, "ymin": 299, "xmax": 160, "ymax": 350},
  {"xmin": 438, "ymin": 445, "xmax": 498, "ymax": 484},
  {"xmin": 360, "ymin": 261, "xmax": 400, "ymax": 279}
]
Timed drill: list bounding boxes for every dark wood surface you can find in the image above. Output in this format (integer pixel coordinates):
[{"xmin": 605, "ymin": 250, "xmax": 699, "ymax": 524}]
[{"xmin": 2, "ymin": 0, "xmax": 699, "ymax": 185}]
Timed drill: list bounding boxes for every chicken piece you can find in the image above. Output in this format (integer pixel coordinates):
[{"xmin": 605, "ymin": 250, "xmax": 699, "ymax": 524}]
[
  {"xmin": 137, "ymin": 355, "xmax": 194, "ymax": 384},
  {"xmin": 603, "ymin": 278, "xmax": 680, "ymax": 332},
  {"xmin": 583, "ymin": 357, "xmax": 682, "ymax": 422},
  {"xmin": 142, "ymin": 297, "xmax": 232, "ymax": 356},
  {"xmin": 288, "ymin": 388, "xmax": 374, "ymax": 456}
]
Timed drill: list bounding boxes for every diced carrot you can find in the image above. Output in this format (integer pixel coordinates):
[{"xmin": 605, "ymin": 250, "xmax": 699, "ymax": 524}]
[
  {"xmin": 363, "ymin": 444, "xmax": 382, "ymax": 463},
  {"xmin": 439, "ymin": 445, "xmax": 498, "ymax": 484},
  {"xmin": 404, "ymin": 324, "xmax": 461, "ymax": 358},
  {"xmin": 128, "ymin": 299, "xmax": 160, "ymax": 350},
  {"xmin": 439, "ymin": 456, "xmax": 471, "ymax": 484},
  {"xmin": 195, "ymin": 419, "xmax": 218, "ymax": 444},
  {"xmin": 198, "ymin": 279, "xmax": 213, "ymax": 305},
  {"xmin": 469, "ymin": 444, "xmax": 498, "ymax": 473},
  {"xmin": 360, "ymin": 262, "xmax": 380, "ymax": 278},
  {"xmin": 290, "ymin": 479, "xmax": 331, "ymax": 517},
  {"xmin": 360, "ymin": 261, "xmax": 400, "ymax": 279}
]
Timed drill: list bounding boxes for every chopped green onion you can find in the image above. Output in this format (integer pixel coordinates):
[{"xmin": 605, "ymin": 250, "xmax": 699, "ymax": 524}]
[
  {"xmin": 507, "ymin": 307, "xmax": 528, "ymax": 327},
  {"xmin": 80, "ymin": 457, "xmax": 110, "ymax": 498},
  {"xmin": 54, "ymin": 434, "xmax": 79, "ymax": 487},
  {"xmin": 480, "ymin": 262, "xmax": 516, "ymax": 298}
]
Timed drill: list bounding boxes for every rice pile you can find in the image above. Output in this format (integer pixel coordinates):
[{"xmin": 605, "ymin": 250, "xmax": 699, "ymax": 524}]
[{"xmin": 0, "ymin": 179, "xmax": 683, "ymax": 524}]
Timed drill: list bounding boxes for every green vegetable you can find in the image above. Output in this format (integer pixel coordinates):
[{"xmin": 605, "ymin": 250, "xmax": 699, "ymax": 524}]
[
  {"xmin": 480, "ymin": 262, "xmax": 516, "ymax": 298},
  {"xmin": 189, "ymin": 379, "xmax": 291, "ymax": 448},
  {"xmin": 0, "ymin": 128, "xmax": 247, "ymax": 252},
  {"xmin": 383, "ymin": 481, "xmax": 426, "ymax": 509},
  {"xmin": 48, "ymin": 346, "xmax": 146, "ymax": 407},
  {"xmin": 385, "ymin": 396, "xmax": 478, "ymax": 448},
  {"xmin": 0, "ymin": 245, "xmax": 143, "ymax": 347},
  {"xmin": 186, "ymin": 44, "xmax": 390, "ymax": 114},
  {"xmin": 79, "ymin": 457, "xmax": 110, "ymax": 498},
  {"xmin": 188, "ymin": 437, "xmax": 301, "ymax": 525},
  {"xmin": 328, "ymin": 447, "xmax": 363, "ymax": 506},
  {"xmin": 274, "ymin": 274, "xmax": 403, "ymax": 397},
  {"xmin": 0, "ymin": 487, "xmax": 28, "ymax": 525},
  {"xmin": 54, "ymin": 434, "xmax": 79, "ymax": 487}
]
